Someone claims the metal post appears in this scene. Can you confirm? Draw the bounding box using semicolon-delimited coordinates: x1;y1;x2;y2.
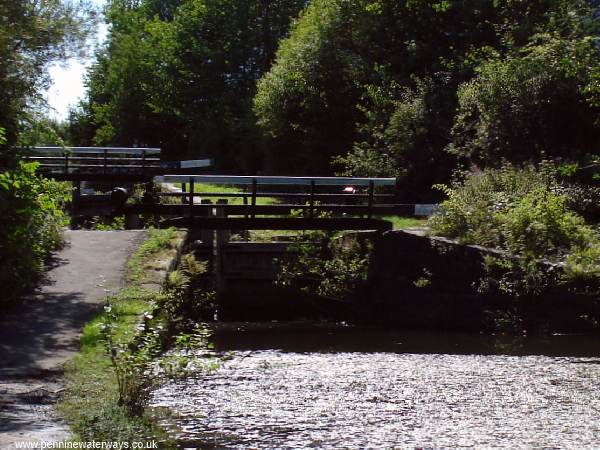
181;182;187;205
309;180;316;219
141;150;146;172
251;179;257;219
103;149;108;175
243;186;248;218
64;152;69;174
367;180;375;219
189;177;194;218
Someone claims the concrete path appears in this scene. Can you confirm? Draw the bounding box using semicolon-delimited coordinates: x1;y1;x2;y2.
0;230;146;448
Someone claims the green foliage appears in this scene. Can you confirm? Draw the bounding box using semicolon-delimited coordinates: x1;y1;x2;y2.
337;76;456;200
90;215;126;231
18;115;70;148
59;229;212;445
254;0;359;173
0;0;95;158
0;161;70;305
71;0;304;170
278;229;372;300
497;188;593;259
63;0;600;187
101;293;160;416
163;252;215;320
429;165;549;247
255;0;499;175
565;244;600;284
449;34;600;167
430;164;600;294
127;227;177;283
60;284;174;443
255;0;600;190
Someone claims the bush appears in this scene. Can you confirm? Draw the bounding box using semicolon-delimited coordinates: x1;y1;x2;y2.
278;229;372;301
0;161;70;306
430;164;600;292
429;165;554;248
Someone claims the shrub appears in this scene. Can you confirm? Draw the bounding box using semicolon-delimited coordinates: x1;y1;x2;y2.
278;229;372;301
429;165;554;248
430;164;600;293
564;244;600;284
0;161;70;306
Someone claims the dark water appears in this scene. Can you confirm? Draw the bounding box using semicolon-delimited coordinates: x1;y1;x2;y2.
150;324;600;449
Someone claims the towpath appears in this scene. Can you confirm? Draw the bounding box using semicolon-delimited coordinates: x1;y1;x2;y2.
0;230;146;448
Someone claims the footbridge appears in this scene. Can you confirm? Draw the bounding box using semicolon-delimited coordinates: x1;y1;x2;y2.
22;147;434;231
23;146;212;181
140;175;404;231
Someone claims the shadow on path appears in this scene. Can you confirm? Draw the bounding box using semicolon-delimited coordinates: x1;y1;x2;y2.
0;230;146;447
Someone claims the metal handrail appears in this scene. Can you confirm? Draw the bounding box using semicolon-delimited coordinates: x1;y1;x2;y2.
26;146;161;155
154;175;396;186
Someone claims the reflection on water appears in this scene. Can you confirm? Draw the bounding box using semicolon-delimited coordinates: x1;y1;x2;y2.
210;322;600;357
150;324;600;449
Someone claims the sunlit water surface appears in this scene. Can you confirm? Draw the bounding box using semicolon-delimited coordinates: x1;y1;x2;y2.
149;325;600;449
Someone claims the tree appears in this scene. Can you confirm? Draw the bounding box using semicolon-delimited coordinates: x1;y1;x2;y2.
0;0;95;161
254;0;502;175
72;0;305;168
448;34;600;167
255;0;600;191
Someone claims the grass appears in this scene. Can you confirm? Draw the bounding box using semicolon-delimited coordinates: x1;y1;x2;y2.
382;216;428;230
173;182;278;205
128;227;179;283
57;228;181;445
58;287;167;442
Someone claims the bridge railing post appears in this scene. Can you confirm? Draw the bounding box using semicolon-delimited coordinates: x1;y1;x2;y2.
251;179;257;219
188;177;195;218
367;180;375;219
309;180;316;218
243;186;249;218
64;152;69;175
141;149;146;172
103;149;108;175
200;199;213;246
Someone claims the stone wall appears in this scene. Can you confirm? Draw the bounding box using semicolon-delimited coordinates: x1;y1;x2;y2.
360;229;600;333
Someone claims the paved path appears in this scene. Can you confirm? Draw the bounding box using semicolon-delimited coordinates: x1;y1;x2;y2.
0;230;146;448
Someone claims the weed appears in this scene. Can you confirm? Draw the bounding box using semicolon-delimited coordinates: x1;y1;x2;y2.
58;227;186;445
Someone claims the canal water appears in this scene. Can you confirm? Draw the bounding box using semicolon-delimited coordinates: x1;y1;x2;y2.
149;323;600;449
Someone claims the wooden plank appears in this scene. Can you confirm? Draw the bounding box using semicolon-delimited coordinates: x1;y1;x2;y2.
154;174;396;186
159;217;394;231
126;203;414;216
